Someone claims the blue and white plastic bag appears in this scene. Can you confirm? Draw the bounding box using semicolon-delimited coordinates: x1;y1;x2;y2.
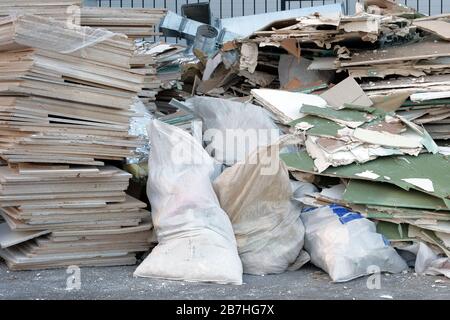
300;204;407;282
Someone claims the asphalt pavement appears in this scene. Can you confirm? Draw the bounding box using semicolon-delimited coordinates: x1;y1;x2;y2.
0;260;448;300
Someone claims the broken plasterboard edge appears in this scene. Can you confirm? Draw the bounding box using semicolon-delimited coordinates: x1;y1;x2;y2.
439;146;450;156
413;20;450;41
401;178;434;193
319;184;346;201
410;91;450;102
0;223;50;249
353;127;423;149
308;57;337;70
251;88;327;124
301;104;375;128
343;179;450;211
320;76;373;110
397;115;439;154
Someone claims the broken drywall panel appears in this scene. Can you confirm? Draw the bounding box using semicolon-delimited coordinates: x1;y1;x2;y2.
301;104;375;128
341;17;380;33
408;220;450;235
353;127;423;149
410;91;450;102
361;74;450;92
0;223;50;249
281;151;450;199
220;3;344;39
370;91;413;112
362;204;450;220
397;115;439;154
305;135;365;172
364;118;406;134
340;40;450;67
251;88;327;124
295;11;342;27
365;0;417;16
343;180;450;211
320;77;373;110
413;20;450;41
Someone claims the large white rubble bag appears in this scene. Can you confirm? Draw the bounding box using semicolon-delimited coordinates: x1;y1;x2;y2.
213;136;308;275
183;96;280;165
300;204;408;282
134;120;243;284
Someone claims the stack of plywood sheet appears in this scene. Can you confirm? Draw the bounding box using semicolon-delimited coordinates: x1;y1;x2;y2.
0;0;82;21
81;7;166;38
0;15;146;165
0;15;155;270
0;164;155;270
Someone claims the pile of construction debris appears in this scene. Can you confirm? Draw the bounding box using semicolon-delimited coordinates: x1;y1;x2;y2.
141;0;449;282
0;0;449;283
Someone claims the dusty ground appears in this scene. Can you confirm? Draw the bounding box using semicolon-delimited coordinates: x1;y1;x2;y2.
0;260;448;300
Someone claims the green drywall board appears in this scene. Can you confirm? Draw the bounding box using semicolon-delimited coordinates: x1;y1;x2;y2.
301;104;373;124
364;205;450;218
343;103;376;113
289;115;344;137
401;99;450;107
376;221;412;241
343;180;450;210
281;151;450;199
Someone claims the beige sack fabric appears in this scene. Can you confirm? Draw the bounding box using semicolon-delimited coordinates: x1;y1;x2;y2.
213;136;308;275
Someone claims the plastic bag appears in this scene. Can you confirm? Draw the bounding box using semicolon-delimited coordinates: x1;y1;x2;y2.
14;15;118;54
183;96;280;165
398;242;450;278
127;97;154;164
134;120;243;284
213;136;308;275
300;204;408;282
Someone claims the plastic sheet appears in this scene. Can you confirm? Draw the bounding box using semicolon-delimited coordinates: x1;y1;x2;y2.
13;15;119;54
127;97;154;164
